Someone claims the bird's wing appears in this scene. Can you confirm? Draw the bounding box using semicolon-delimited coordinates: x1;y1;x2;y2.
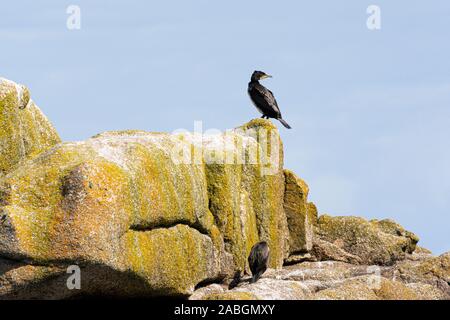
266;89;281;115
251;85;281;117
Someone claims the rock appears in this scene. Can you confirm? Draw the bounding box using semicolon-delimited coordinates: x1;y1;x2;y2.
207;119;289;271
284;253;315;265
232;278;312;300
372;219;419;253
203;291;259;300
188;284;226;300
414;246;433;255
314;276;420;300
0;78;60;177
371;277;421;300
191;260;449;300
0;119;289;298
405;283;448;300
0;261;68;299
313;276;380;300
311;238;362;265
385;252;450;297
404;250;434;262
316;215;419;265
278;261;396;297
198;277;311;300
283;170;314;255
307;202;318;226
0;79;447;299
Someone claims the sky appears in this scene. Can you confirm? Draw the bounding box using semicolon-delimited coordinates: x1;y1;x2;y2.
1;1;449;254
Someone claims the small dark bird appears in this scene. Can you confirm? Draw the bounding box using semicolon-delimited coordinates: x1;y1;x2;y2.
247;71;291;129
248;241;269;283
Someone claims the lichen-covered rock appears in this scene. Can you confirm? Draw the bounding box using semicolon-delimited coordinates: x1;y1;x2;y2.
311;238;362;265
313;277;380;300
316;215;419;265
0;119;289;298
314;276;420;300
307;202;318;226
196;119;289;271
372;277;422;300
0;261;68;299
191;259;448;300
372;219;419;254
414;246;433;256
0;134;220;297
0;78;446;299
277;261;372;285
405;283;448;300
188;283;226;300
283;170;314;255
318;274;445;300
195;277;311;300
203;291;259;300
0;78;60;177
230;119;289;269
229;278;311;300
384;252;450;297
204;121;285;271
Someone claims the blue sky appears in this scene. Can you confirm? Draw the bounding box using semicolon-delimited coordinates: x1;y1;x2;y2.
1;1;449;253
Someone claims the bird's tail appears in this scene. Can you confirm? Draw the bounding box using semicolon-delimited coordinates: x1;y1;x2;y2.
278;118;291;129
228;271;242;289
250;271;263;284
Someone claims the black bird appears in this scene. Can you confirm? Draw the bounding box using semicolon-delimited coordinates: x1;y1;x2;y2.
248;241;269;283
247;71;291;129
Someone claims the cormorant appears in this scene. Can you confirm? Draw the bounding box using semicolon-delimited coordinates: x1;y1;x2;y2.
248;241;269;283
247;71;291;129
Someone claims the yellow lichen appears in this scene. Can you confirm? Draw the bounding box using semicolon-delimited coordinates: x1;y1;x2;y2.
204;291;258;300
0;84;60;177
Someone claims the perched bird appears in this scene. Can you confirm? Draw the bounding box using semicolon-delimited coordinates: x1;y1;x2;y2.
247;71;291;129
248;241;269;283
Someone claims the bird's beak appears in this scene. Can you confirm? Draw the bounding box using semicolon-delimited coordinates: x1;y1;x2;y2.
261;74;272;79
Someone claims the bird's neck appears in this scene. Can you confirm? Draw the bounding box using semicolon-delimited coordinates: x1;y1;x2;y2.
249;79;260;85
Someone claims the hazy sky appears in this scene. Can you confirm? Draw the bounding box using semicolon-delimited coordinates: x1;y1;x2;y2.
1;1;449;253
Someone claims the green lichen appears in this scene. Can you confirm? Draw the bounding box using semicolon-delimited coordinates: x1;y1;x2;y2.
0;83;60;177
123;224;219;295
204;121;287;270
307;202;318;226
0;118;291;297
1;144;132;262
283;169;312;253
372;219;419;253
317;215;419;265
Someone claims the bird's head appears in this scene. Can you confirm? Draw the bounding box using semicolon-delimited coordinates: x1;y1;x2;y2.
251;70;272;81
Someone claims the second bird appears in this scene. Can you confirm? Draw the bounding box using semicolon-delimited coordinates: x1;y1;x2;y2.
247;70;291;129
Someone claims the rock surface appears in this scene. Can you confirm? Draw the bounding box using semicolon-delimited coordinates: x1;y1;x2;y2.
0;77;448;300
0;78;61;177
316;215;419;265
283;170;314;256
0;102;290;298
191;253;449;300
